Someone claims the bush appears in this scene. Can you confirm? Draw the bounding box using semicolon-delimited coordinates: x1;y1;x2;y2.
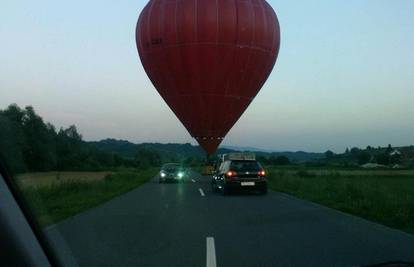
357;151;371;165
376;153;390;165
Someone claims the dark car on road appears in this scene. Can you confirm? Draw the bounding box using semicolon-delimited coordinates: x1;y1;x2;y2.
159;163;186;183
212;156;267;195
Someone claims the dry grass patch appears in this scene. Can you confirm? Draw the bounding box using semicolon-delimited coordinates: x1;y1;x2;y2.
17;172;112;188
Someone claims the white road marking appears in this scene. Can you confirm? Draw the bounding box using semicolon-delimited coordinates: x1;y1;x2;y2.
206;237;217;267
199;188;205;197
192;179;196;183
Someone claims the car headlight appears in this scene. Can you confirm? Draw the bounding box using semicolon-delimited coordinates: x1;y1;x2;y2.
160;172;166;178
177;172;184;178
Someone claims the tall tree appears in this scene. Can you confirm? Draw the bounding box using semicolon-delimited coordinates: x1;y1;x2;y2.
21;106;56;171
0;115;26;174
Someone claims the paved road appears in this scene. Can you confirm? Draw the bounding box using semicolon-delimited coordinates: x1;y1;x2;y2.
45;171;414;267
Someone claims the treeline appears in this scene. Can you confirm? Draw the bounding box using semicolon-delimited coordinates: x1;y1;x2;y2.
323;145;414;167
0;104;162;175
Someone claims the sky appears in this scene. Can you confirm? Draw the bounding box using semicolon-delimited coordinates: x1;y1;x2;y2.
1;0;413;153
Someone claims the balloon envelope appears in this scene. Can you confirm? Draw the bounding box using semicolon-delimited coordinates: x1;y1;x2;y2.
136;0;280;155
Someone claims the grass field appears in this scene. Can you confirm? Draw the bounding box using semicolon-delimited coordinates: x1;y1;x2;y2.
267;167;414;234
18;169;157;227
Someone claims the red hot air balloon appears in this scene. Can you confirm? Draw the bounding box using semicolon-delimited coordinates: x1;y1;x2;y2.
136;0;280;155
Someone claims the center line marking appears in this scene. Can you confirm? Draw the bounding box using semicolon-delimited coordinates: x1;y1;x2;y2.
199;188;205;197
206;237;217;267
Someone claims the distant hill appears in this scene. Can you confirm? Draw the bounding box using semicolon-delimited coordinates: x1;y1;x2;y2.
258;151;325;162
221;145;324;161
88;139;414;166
89;139;201;160
221;145;272;153
89;139;323;162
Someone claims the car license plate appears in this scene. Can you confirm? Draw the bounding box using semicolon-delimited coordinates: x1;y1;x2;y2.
241;182;255;186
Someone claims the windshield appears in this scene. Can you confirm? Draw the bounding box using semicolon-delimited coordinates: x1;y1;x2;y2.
1;1;414;267
162;163;180;169
162;164;182;171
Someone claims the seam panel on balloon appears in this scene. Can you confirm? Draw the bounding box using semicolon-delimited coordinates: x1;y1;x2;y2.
142;42;275;55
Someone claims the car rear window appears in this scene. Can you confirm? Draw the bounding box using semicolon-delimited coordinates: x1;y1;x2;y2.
230;161;261;172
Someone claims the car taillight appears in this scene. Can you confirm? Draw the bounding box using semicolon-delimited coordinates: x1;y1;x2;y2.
258;170;266;177
226;171;237;178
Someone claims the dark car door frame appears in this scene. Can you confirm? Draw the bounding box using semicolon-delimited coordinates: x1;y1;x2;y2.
0;159;61;266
